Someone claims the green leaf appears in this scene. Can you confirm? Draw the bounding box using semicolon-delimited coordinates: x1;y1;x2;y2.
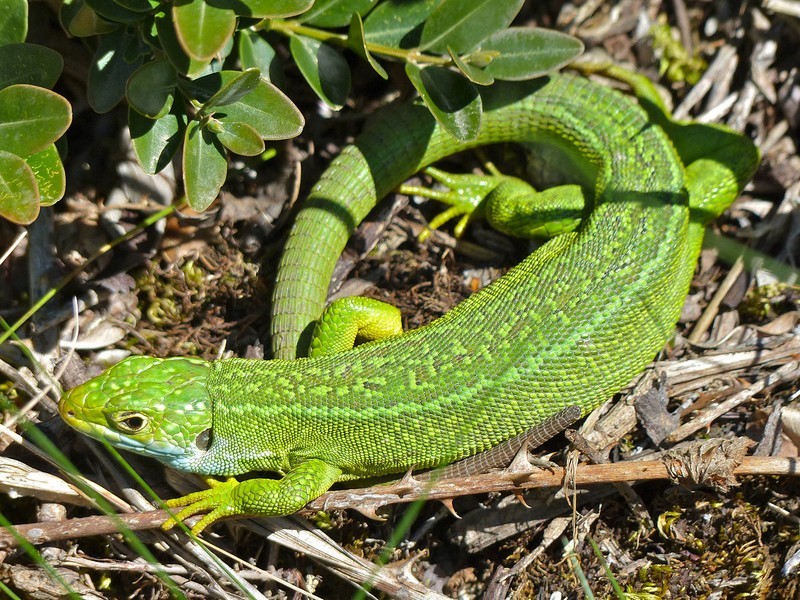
363;0;435;48
0;0;27;45
482;28;584;81
25;144;66;206
289;36;350;110
300;0;377;28
236;0;313;18
215;120;265;156
202;67;260;111
218;83;304;140
60;0;118;37
115;0;157;11
418;0;524;54
183;120;227;211
173;0;236;61
347;13;387;79
126;59;177;119
0;150;39;224
130;104;186;175
154;9;211;77
187;71;304;140
448;46;493;86
405;64;481;142
0;85;72;158
238;29;282;83
87;31;144;113
85;0;145;23
0;44;64;91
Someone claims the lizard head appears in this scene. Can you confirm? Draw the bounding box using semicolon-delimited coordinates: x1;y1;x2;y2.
59;356;213;472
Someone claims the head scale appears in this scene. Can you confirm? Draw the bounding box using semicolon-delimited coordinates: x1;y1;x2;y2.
59;356;212;472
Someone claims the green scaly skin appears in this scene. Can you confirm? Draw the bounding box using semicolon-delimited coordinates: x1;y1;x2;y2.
59;73;759;534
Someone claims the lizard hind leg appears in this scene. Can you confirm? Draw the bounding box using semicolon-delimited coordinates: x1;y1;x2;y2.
483;179;586;239
308;296;404;357
401;166;508;241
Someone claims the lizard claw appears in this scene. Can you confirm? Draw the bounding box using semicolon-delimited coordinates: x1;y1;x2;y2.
439;498;461;518
512;490;531;508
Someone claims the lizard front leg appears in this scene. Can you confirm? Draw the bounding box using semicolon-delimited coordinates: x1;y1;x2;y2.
164;458;342;534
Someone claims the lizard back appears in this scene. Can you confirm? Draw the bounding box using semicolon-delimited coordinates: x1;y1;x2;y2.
215;74;698;479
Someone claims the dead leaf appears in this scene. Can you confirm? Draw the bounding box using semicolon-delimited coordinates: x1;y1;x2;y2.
662;437;756;492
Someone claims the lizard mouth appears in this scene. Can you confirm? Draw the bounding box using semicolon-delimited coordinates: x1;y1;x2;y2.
58;385;198;462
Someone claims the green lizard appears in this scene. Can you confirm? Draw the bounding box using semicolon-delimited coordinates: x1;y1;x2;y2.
59;70;758;534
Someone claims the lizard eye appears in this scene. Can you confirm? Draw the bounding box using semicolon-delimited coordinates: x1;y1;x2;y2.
111;411;150;433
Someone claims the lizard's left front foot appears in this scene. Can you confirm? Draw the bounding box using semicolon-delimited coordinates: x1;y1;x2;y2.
163;477;241;534
162;459;343;535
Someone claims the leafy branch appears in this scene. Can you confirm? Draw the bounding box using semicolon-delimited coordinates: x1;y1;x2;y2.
1;0;584;218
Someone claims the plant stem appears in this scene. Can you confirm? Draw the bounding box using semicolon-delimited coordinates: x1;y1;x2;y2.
266;19;450;66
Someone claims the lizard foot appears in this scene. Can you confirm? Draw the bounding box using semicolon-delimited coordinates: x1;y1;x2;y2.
400;166;512;241
163;477;240;534
162;459;344;535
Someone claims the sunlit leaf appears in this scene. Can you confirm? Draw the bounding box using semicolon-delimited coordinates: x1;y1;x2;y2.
217;80;304;140
347;13;387;79
173;0;236;61
418;0;524;54
215;120;265;156
238;29;282;83
0;0;28;45
482;28;584;80
236;0;313;18
202;68;260;111
0;84;72;158
363;0;435;48
154;9;211;77
186;70;303;140
0;150;39;224
449;46;492;86
25;144;66;206
183;120;227;211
